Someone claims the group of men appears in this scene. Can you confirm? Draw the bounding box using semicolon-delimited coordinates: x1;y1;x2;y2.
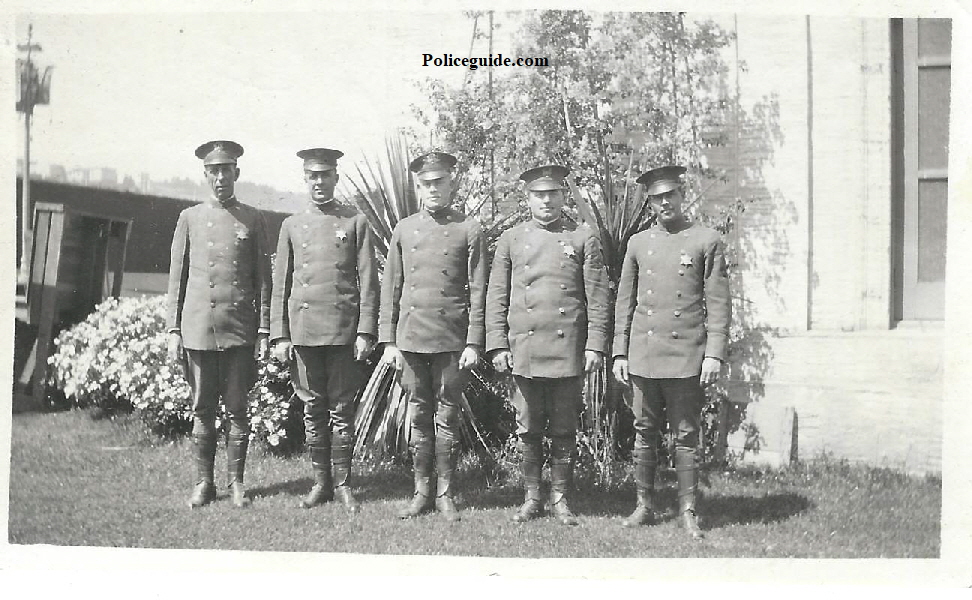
166;140;730;540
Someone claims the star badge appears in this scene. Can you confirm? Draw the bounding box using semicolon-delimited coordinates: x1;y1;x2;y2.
234;226;249;242
680;253;693;267
562;244;576;258
336;229;347;241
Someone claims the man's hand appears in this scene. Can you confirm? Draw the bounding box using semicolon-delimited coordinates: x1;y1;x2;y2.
700;356;723;386
381;344;404;371
167;332;183;364
354;334;375;361
490;349;513;373
612;356;630;385
458;346;480;370
272;339;293;363
256;333;270;361
584;350;603;374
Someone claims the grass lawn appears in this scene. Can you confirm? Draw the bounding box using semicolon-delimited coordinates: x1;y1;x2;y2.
7;409;940;558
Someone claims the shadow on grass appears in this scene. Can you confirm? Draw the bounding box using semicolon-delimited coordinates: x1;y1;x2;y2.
248;476;316;500
701;492;813;528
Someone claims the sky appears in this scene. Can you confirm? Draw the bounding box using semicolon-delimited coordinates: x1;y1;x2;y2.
12;9;520;193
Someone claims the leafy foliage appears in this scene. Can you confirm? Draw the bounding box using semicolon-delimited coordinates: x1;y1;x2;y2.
414;10;746;477
47;296;303;452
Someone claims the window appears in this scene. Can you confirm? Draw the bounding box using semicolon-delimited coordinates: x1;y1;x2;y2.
891;18;951;321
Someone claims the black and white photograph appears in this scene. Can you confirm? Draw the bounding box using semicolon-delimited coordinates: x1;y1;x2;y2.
2;0;971;592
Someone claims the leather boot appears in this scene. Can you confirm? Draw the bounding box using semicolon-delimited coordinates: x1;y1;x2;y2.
434;439;460;522
549;438;579;526
332;438;359;514
300;444;333;508
512;441;544;523
227;432;251;508
398;437;434;519
676;447;704;539
188;433;217;508
622;449;656;528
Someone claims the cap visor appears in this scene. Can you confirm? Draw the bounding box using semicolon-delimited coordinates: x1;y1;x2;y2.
304;163;337;173
415;170;450;182
645;181;677;196
527;181;565;192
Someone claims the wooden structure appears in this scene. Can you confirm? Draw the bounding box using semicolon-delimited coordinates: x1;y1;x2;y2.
18;202;132;408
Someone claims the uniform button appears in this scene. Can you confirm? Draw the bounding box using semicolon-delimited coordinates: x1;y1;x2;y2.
560;284;567;290
647;330;654;336
410;305;415;310
559;307;565;314
647;250;654;255
527;308;533;313
209;282;215;288
302;303;309;309
207;242;214;247
528;330;534;336
557;330;564;337
414;230;420;235
444;250;449;255
302;263;308;268
233;280;238;285
207;222;213;227
646;289;653;295
678;269;685;276
302;243;308;248
410;267;416;272
525;284;531;290
672;331;679;338
674;310;681;317
676;291;683;297
525;244;531;249
440;289;446;295
302;283;309;288
233;260;238;266
525;264;530;270
210;301;216;307
410;285;416;290
442;269;449;276
411;248;416;252
646;309;653;316
303;224;308;229
209;262;215;267
646;269;653;275
443;231;449;237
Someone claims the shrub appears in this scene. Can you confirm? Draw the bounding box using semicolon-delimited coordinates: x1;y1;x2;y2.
47;296;302;453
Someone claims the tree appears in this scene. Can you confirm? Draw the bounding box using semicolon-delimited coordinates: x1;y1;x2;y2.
412;10;746;484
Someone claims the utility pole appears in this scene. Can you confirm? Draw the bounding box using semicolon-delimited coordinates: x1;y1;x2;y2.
16;24;53;284
487;10;495;221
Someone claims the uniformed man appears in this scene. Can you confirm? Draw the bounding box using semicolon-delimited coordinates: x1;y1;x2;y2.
612;165;731;539
166;140;271;509
486;165;611;526
270;148;379;512
379;151;486;522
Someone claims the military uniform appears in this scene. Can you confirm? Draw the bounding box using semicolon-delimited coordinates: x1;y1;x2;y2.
166;140;271;508
379;152;486;521
270;147;379;511
613;165;731;536
485;165;611;525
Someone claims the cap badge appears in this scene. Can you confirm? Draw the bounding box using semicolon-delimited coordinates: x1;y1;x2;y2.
680;253;693;267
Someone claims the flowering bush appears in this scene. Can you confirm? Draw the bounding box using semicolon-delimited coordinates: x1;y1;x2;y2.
47;296;303;453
